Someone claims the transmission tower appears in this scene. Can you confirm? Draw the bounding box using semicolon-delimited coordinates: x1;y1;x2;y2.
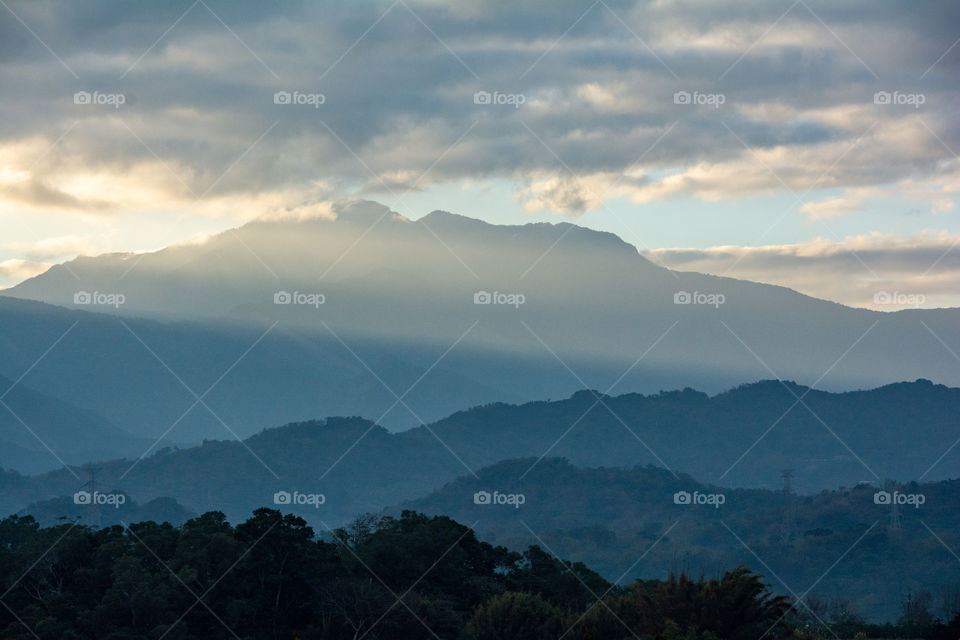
78;466;103;528
886;480;902;532
781;470;797;544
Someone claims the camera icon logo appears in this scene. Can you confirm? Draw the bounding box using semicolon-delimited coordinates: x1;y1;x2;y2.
74;91;92;105
274;291;292;305
474;490;492;505
474;91;492;105
873;91;891;105
873;291;891;304
73;491;92;505
273;490;292;505
673;91;691;105
873;490;891;505
673;291;692;304
74;291;92;305
474;291;492;305
274;91;292;105
673;490;692;505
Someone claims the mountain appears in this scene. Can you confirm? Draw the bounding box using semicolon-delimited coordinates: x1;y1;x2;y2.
3;379;958;525
0;295;516;439
417;378;960;492
0;372;159;474
4;201;960;416
17;494;195;528
398;457;960;622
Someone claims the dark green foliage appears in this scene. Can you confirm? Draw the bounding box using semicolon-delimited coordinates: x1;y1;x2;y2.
464;592;565;640
567;569;789;640
0;510;795;640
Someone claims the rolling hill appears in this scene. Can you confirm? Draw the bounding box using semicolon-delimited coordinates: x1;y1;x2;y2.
2;379;957;523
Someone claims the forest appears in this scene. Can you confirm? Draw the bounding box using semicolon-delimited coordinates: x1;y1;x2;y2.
1;509;957;640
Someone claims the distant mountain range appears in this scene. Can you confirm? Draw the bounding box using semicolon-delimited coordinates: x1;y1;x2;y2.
2;201;959;447
3;379;958;523
0;372;160;474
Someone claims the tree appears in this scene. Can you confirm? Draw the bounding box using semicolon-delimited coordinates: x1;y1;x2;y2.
899;590;935;635
465;591;566;640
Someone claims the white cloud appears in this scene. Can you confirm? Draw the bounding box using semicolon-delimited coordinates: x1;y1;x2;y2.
8;235;97;261
0;259;51;283
645;231;960;310
799;197;863;220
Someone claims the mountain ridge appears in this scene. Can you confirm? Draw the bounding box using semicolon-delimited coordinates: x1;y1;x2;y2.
2;378;957;525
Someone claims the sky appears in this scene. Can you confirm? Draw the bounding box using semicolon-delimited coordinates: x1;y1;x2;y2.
0;0;958;309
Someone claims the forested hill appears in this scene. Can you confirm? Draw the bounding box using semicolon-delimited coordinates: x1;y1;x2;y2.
400;458;960;623
5;507;958;640
3;379;958;524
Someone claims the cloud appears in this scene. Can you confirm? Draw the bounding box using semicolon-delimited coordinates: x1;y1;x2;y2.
0;259;52;283
0;0;956;220
8;235;97;261
799;197;863;220
645;231;960;310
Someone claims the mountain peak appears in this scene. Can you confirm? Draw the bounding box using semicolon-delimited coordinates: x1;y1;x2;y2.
420;209;481;224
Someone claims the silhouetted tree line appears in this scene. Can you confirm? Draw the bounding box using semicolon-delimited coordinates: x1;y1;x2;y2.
789;589;960;640
2;507;946;640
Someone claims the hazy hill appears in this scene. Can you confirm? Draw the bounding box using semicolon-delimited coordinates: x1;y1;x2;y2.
0;373;159;474
417;378;960;491
0;296;515;439
17;494;195;528
3;379;958;523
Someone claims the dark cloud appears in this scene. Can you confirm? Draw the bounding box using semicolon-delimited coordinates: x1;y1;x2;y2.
0;0;957;214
